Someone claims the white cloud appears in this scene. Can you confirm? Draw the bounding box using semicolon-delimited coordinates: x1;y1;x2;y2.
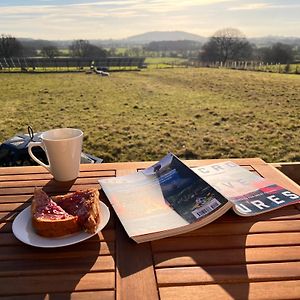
63;1;138;7
0;0;299;39
228;2;300;11
0;0;232;34
228;3;270;11
0;0;232;16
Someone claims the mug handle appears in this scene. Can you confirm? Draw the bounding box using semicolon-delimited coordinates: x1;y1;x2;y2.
28;141;50;171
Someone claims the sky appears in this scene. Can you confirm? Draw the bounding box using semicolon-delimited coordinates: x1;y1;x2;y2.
0;0;299;40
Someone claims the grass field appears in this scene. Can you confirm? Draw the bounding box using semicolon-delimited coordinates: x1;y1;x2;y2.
0;68;299;163
145;57;188;68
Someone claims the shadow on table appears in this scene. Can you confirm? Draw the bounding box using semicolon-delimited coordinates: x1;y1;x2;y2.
114;206;298;300
152;207;297;300
1;180;101;300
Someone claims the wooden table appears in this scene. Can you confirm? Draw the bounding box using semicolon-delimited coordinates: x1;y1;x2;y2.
0;158;300;300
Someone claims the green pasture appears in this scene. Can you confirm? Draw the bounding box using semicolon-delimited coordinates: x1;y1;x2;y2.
255;63;300;74
0;68;299;163
145;57;188;64
145;57;188;69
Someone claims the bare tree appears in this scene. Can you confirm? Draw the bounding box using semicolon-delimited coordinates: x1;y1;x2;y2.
201;28;252;63
108;47;117;56
269;43;293;64
69;40;107;57
254;43;294;64
40;45;59;58
0;34;23;57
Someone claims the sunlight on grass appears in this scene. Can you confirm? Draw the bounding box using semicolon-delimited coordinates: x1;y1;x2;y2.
0;68;299;163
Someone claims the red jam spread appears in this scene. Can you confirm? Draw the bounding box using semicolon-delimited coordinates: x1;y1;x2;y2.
55;191;92;224
35;197;71;220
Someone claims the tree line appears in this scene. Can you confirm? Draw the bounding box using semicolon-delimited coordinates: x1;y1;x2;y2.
0;35;108;58
199;28;295;64
1;29;298;64
143;28;297;64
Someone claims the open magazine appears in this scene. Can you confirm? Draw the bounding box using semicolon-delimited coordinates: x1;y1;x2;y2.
99;153;299;243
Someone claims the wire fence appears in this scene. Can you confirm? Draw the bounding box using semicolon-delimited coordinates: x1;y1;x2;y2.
0;57;146;72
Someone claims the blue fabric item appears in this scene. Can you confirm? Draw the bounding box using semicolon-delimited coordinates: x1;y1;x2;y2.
0;127;102;167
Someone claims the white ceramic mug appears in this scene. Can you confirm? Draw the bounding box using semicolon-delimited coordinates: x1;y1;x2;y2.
28;128;83;181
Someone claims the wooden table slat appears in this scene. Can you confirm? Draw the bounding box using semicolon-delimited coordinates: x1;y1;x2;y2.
154;246;300;268
0;170;116;182
159;280;300;300
0;291;115;300
0;184;102;195
156;261;300;286
151;232;300;252
0;241;115;260
177;219;300;237
0;255;115;277
0;228;116;246
0;272;115;295
0;194;33;203
0;164;117;175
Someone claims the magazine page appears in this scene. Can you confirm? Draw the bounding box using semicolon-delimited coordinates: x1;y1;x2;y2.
99;153;229;239
193;161;300;216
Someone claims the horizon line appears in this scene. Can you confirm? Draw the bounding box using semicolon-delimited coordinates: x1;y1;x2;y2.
13;33;300;41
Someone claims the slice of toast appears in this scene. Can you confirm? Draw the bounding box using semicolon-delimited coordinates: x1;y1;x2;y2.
32;189;80;237
52;189;101;233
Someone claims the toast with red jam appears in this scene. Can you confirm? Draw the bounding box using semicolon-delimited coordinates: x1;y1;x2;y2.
31;188;101;237
52;189;101;233
31;189;80;237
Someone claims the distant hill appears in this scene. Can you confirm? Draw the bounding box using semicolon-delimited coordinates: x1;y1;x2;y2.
249;36;300;47
125;31;206;43
125;31;300;47
19;38;55;48
17;32;300;49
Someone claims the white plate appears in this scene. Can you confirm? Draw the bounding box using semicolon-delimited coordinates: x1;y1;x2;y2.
12;201;110;248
